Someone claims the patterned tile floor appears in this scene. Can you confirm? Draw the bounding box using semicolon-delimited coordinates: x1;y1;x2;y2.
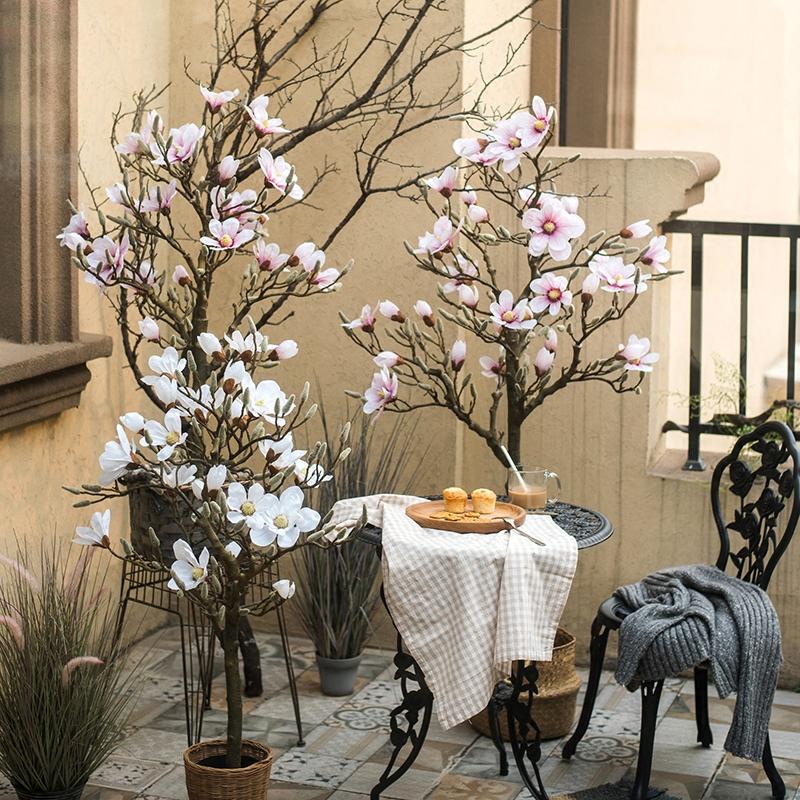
6;626;797;800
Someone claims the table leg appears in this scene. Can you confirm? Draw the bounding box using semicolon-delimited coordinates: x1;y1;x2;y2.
503;661;549;800
370;633;433;800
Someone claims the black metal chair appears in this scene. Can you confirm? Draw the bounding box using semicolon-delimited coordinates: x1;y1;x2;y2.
561;420;800;800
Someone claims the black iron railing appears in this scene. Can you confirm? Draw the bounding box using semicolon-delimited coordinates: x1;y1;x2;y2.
660;219;800;470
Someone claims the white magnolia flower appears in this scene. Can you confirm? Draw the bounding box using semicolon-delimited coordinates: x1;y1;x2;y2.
163;464;197;488
294;459;332;487
119;412;146;433
225;541;242;559
149;376;180;406
167;540;209;591
249;486;320;549
147;346;186;377
247;380;292;423
258;432;305;468
273;579;296;600
225;330;265;358
226;482;273;531
142;408;187;461
191;464;227;499
99;424;135;485
198;332;224;358
73;509;111;547
138;316;160;341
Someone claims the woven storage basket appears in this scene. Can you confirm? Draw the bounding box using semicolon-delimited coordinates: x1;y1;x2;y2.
184;739;272;800
470;628;581;741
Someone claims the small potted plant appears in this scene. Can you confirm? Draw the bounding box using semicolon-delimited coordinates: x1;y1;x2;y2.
0;545;140;800
295;407;426;695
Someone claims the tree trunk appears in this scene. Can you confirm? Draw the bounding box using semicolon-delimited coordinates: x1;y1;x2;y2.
505;350;523;466
223;607;243;769
238;616;263;696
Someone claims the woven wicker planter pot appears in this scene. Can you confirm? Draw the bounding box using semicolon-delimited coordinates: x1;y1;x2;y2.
184;739;273;800
470;628;581;741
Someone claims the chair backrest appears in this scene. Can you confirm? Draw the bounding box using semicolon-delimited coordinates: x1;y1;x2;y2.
710;420;800;591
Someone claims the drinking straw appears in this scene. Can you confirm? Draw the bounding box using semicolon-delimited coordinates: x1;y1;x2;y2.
500;445;524;485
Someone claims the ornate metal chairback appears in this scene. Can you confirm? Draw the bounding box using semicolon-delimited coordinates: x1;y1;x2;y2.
710;420;800;590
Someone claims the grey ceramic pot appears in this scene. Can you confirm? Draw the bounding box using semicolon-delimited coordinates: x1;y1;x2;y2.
316;653;362;696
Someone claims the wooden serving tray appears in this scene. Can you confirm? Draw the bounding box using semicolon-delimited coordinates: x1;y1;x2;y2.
405;499;526;534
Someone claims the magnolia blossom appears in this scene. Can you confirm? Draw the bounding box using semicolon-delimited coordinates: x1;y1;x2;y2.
142;408;186;461
452;135;494;166
138;316;160;341
57;211;90;252
530;274;573;316
293;459;331;487
257;149;303;199
378;300;404;322
248;380;291;424
139;180;177;214
201;85;239;111
343;304;376;332
534;346;555;377
273;579;296;600
167;540;209;591
172;264;191;286
425;166;457;197
73;509;111;547
191;464;227;500
254;241;288;272
120;412;145;433
225;330;265;359
211;187;258;222
621;219;652;239
489;289;536;330
290;242;325;272
363;368;398;415
85;233;129;287
519;95;554;148
147;346;186;378
484;111;538;172
201;218;255;251
523;198;586;261
159;123;205;165
616;335;660;372
267;340;298;361
442;255;478;294
249;486;320;548
227;483;274;531
545;328;558;353
221;360;250;393
415;216;459;256
414;300;435;327
581;271;601;296
457;283;479;309
308;267;340;289
479;352;504;380
99;425;135;485
590;254;647;294
467;204;489;224
217;154;240;183
450;339;466;371
198;332;224;359
374;351;400;368
641;235;670;273
136;260;156;288
116;109;162;156
246;95;288;137
105;183;129;207
258;432;305;467
163;464;197;488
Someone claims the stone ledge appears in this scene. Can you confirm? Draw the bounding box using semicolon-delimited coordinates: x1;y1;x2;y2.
0;333;113;432
647;447;726;483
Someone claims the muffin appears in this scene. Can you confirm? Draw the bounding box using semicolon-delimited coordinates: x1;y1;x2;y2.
471;488;497;514
443;486;468;513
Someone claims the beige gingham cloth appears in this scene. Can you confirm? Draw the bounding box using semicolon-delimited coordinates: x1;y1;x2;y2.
330;494;579;729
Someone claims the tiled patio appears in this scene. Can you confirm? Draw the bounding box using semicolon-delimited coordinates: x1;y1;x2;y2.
15;626;799;800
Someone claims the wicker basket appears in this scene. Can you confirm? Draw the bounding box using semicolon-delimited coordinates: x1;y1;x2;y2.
184;739;273;800
470;628;581;741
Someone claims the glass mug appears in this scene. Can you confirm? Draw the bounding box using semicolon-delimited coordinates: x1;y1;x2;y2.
507;467;561;511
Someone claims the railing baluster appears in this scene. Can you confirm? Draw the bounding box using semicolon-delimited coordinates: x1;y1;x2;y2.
685;232;706;471
788;236;798;431
739;236;749;416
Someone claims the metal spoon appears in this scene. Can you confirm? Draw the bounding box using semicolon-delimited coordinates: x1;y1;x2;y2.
502;518;546;546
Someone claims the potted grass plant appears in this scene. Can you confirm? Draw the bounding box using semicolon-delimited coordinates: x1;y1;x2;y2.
0;545;140;800
294;406;426;695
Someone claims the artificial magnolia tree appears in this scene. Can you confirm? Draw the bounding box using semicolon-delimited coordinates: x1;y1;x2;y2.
343;96;674;466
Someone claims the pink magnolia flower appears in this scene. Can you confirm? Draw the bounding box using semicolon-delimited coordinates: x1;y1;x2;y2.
452;136;495;166
138;316;160;341
590;254;646;294
425;166;457;197
413;300;435;327
217;154;240;183
378;300;404;322
479;351;505;380
621;219;652;239
442;255;478;294
135;259;157;289
253;241;288;272
523;198;586;261
415;216;460;256
161;123;205;165
116;110;163;156
467;204;489;224
85;233;129;288
246;95;289;137
529;274;573;316
518;95;554;148
545;328;558;353
343;304;376;332
105;183;129;206
290;242;325;272
308;268;339;289
257;149;303;198
201;85;239;111
489;289;536;330
534;346;555;377
457;283;479;309
374;351;401;368
581;271;601;296
172;264;191;286
57;211;89;251
139;180;178;214
616;334;660;372
640;235;670;273
200;218;255;251
450;340;466;371
460;187;477;205
267;340;299;361
363;368;398;415
484;111;538;172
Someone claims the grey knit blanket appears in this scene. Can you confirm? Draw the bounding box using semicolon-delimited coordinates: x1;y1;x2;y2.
613;564;781;761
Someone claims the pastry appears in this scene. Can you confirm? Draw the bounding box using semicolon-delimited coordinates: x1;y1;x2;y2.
443;486;468;513
471;488;497;514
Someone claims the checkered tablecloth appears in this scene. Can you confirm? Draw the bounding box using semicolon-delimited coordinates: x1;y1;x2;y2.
330;494;579;729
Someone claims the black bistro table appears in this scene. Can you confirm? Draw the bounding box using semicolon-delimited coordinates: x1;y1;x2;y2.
357;499;613;800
